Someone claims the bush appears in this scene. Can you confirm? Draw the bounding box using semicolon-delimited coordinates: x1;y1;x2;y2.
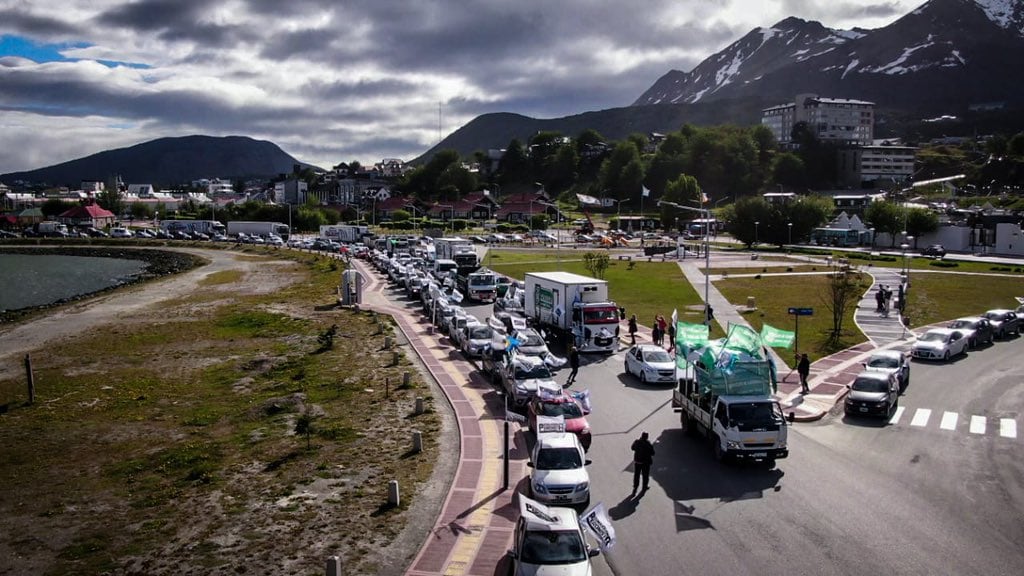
451;219;469;232
928;260;959;268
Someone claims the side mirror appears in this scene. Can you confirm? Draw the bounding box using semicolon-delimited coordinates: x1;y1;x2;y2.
786;412;796;423
526;462;534;468
588;549;601;558
585;459;592;466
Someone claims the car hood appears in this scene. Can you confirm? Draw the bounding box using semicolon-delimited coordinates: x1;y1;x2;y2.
913;341;945;351
468;337;490;347
533;467;588;487
863;366;899;377
849;390;889;402
519;345;550;356
516;561;592;576
518;378;557;391
641;360;675;371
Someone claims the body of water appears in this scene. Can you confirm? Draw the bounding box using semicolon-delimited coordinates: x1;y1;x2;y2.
0;254;148;312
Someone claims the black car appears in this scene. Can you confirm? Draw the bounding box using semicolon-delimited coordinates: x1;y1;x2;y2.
0;230;18;239
845;371;900;418
921;244;946;257
983;309;1020;339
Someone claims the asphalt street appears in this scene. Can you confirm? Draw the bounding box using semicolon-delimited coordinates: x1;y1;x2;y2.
448;295;1024;576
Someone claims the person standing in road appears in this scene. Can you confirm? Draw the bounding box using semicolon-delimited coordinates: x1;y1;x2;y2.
631;431;655;493
652;320;662;347
628;314;638;345
798;353;811;394
566;344;580;386
667;322;677;353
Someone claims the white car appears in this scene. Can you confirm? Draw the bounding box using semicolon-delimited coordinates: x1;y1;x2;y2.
529;432;590;507
110;227;132;238
509;501;599;575
460;324;492;357
513;328;549;357
266;234;284;246
624;344;676;383
911;328;968;361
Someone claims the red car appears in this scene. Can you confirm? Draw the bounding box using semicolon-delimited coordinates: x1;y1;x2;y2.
527;391;592;452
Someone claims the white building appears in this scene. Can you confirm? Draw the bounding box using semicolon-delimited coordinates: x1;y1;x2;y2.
762;94;874;146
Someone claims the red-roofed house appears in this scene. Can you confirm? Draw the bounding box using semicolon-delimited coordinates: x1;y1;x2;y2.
374;195;416;221
58;200;116;229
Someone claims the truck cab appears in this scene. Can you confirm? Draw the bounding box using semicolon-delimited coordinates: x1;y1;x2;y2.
571;302;620;352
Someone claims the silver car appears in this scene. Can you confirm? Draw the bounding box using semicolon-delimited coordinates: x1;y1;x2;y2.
861;350;910;390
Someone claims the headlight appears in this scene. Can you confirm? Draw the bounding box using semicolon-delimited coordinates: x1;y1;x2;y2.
726;440;742;450
777;440;786;449
576;482;589;491
533;483;548;494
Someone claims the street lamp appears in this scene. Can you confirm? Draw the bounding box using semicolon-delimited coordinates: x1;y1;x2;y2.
787;222;792;247
754;221;760;248
660;200;712;326
617;199;631;231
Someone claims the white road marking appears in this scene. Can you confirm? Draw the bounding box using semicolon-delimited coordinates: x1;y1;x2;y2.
1000;418;1017;439
889;406;905;425
939;411;958;431
970;415;986;435
910;408;931;427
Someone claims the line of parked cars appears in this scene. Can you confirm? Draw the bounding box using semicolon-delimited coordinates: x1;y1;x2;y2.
846;306;1021;420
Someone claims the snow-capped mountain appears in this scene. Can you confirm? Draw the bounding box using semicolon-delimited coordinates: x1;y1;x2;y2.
633;0;1024;114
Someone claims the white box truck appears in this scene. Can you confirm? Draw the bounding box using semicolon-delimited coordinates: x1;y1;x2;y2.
160;219;226;237
523;271;620;353
672;350;789;464
320;224;368;243
226;221;290;241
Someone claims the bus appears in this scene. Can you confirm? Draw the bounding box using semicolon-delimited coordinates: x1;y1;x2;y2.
810;227;862;247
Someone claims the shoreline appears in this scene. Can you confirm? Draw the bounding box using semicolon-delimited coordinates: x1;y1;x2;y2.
0;246;205;324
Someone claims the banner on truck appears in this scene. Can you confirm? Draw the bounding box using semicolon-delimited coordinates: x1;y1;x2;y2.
760;324;795;349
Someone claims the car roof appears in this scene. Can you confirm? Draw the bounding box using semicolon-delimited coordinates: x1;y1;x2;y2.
633;344;666;354
952;316;984;323
985;309;1013;315
869;350;903;360
536;432;582;450
520;504;581;533
855;370;892;382
924;327;956;336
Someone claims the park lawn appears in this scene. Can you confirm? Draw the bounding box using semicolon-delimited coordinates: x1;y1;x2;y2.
714;272;871;364
488;257;725;338
902;270;1024;327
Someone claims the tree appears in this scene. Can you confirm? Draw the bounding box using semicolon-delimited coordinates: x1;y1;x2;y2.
41;198;75;217
659;174;701;228
771;153;806;188
863;201;905;247
729;196;774;247
295;410;316;451
582;252;610;279
905;207;939;247
820;265;868;348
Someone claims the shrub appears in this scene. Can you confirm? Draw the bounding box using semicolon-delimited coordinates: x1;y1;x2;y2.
928;260;959;268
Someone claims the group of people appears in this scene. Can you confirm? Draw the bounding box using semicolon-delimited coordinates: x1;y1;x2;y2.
625;313;676;352
875;283;907;317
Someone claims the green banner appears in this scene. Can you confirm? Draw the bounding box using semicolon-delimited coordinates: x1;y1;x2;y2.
723;323;762;356
760;323;795;349
675;321;709;355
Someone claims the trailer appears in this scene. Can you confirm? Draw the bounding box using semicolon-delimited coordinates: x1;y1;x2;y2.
435;237;478;268
226;221;290;241
160;219;226;237
671;345;788;464
523;271;619;353
320;224;368;243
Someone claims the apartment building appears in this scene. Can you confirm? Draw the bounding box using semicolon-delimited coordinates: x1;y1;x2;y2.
762;93;874;146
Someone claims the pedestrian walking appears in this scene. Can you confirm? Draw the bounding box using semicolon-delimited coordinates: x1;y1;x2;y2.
566;344;580;386
875;288;884;312
652;323;662;346
705;304;715;324
628;314;638;345
797;353;811;394
667;322;677;352
630;431;655;493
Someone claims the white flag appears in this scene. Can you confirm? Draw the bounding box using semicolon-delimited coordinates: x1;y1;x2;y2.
575;193;601;206
581;502;616;551
642;186;651;198
671;308;678;326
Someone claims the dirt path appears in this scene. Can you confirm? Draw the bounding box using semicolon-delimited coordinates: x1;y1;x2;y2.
0;248;246;380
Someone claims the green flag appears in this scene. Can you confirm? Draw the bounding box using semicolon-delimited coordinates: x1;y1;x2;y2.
723;323;761;356
675;321;709;356
760;323;796;349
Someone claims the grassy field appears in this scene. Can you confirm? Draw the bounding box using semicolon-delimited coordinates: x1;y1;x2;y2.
902;270;1024;327
0;247;441;575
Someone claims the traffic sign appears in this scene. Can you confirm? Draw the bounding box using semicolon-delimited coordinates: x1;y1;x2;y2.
788;307;814;316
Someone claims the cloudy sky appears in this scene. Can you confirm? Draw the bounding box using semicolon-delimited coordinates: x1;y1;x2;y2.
0;0;926;176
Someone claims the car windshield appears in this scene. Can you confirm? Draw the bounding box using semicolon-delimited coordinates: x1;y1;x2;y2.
984;313;1005;321
643;350;672;363
919;332;949;343
535;447;582;470
470;327;491;339
584;308;619;323
520;529;587;564
539;401;583;419
522;334;545;347
728;402;780;426
948;320;973;329
470;275;495;286
852;378;889;393
867;356;899;369
516;365;552;380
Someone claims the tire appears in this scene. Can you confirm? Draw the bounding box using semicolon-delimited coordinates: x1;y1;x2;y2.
712;434;725;462
680;412;690;434
640;371;647;384
624;361;630;377
943;350;950;361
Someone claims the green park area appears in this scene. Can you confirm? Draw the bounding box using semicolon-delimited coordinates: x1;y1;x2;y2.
487;247;1024;364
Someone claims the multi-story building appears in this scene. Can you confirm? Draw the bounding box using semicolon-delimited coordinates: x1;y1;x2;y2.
762;94;874;146
837;144;917;188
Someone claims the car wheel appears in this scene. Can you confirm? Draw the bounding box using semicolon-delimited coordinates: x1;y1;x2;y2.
680;412;690;434
624;361;630;376
712;435;725;462
640;371;647;384
969;337;976;349
943;350;950;361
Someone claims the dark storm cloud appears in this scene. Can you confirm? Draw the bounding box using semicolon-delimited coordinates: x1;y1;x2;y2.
0;7;80;37
302;77;422;100
259;28;341;61
97;0;208;31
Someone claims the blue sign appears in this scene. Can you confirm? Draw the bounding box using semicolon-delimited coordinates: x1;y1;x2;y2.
788;307;814;316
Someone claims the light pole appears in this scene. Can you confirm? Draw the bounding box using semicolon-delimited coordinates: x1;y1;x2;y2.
617;199;631;231
754;221;760;248
904;236;914;282
787;222;792;247
660;200;712;326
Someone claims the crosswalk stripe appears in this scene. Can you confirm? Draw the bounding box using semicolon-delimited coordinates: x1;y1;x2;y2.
1000;418;1017;439
940;411;958;431
970;415;986;435
910;408;931;427
889;406;905;425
